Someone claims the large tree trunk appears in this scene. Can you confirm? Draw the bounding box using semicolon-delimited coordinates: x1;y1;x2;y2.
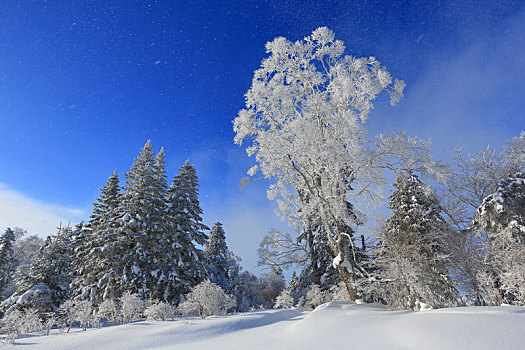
337;265;358;301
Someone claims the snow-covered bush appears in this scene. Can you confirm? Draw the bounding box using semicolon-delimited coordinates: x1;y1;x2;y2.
41;312;57;336
274;289;294;309
178;280;236;319
304;284;326;309
120;292;145;324
97;298;120;325
1;307;41;344
1;309;23;344
329;281;351;301
144;301;177;321
58;300;75;332
73;300;93;330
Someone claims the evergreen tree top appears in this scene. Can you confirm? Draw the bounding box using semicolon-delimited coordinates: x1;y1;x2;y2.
206;222;228;257
0;228;15;264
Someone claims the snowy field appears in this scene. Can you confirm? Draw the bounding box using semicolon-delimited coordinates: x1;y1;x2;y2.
2;301;525;349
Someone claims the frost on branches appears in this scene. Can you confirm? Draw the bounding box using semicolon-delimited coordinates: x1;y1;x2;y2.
178;280;236;319
374;171;458;310
234;27;438;299
473;172;525;305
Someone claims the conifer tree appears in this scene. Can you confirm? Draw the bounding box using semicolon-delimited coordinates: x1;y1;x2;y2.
164;160;208;300
0;228;15;299
16;224;74;312
376;171;458;309
205;222;240;292
118;141;168;300
71;171;122;303
473;171;525;304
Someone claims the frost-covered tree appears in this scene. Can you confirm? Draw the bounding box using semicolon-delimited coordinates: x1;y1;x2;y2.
144;300;176;321
501;131;525;174
0;228;15;299
178;280;236;319
72;299;93;330
71;171;122;303
274;289;294;309
96;298;120;325
304;284;326;309
163;160;208;301
120;291;145;324
258;266;286;303
1;307;41;344
375;171;458;310
233;27;438;299
205;222;241;294
13;225;74;313
9;230;44;297
438;131;525;304
228;270;262;312
118;141;168;300
472;172;525;305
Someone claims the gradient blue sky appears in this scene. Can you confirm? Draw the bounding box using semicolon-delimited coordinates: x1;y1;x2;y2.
1;0;524;273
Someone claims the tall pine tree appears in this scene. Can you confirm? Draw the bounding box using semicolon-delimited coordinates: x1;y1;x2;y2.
376;171;458;309
205;222;241;293
0;228;15;299
164;160;208;301
71;171;122;303
118;141;168;300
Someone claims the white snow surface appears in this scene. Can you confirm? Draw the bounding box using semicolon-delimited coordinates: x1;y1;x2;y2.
3;302;525;349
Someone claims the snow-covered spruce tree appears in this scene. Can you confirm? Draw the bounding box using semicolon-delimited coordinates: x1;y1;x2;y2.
0;228;15;299
11;225;75;314
233;27;439;299
163;160;208;301
375;171;458;310
118;141;168;300
205;222;241;294
71;171;122;304
178;280;236;319
472;171;525;305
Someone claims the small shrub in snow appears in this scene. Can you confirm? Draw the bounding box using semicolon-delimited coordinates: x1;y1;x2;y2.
1;309;23;344
296;296;306;308
178;280;236;319
305;284;326;309
274;289;294;309
144;300;177;321
1;308;41;344
58;300;75;332
41;312;57;336
330;281;351;301
73;300;93;330
120;292;145;324
97;298;120;325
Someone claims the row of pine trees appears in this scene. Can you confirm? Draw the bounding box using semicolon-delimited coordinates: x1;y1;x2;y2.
0;141;254;316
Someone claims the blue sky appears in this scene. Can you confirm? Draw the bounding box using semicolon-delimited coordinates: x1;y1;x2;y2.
1;0;524;273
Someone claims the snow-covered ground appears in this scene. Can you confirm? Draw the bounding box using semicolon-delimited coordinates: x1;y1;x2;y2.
3;301;525;349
